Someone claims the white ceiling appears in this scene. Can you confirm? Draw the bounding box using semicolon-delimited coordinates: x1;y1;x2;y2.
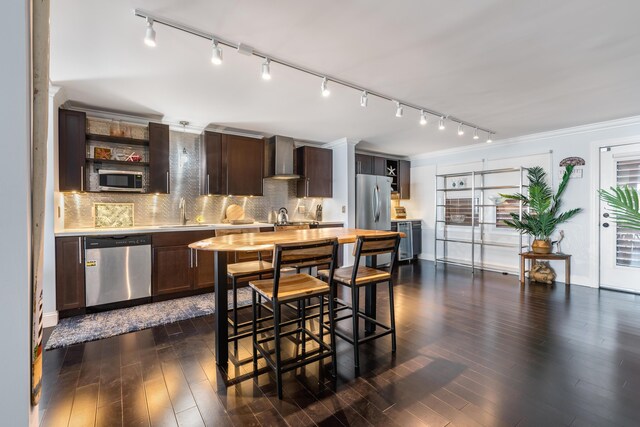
51;0;640;156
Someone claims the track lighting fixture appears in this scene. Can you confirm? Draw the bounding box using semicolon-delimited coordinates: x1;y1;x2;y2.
420;110;427;126
321;77;330;97
395;102;403;118
360;91;368;107
134;9;496;138
211;40;223;65
261;58;271;80
144;18;156;47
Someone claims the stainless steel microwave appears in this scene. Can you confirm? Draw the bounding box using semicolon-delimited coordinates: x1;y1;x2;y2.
98;170;144;192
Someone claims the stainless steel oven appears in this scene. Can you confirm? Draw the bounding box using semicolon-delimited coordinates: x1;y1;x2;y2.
98;170;144;192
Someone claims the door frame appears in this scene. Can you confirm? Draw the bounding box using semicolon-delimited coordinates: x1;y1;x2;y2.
589;135;640;289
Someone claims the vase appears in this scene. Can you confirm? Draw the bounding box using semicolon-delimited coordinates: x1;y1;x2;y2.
531;239;552;254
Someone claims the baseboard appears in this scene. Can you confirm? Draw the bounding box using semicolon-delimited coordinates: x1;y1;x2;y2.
43;311;58;328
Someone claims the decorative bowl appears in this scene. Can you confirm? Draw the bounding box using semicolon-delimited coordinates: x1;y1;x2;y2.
450;214;466;223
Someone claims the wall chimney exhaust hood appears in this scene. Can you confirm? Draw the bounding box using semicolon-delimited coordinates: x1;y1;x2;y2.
265;136;300;180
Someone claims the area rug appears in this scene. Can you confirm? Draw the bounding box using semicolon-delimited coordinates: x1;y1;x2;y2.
45;288;252;350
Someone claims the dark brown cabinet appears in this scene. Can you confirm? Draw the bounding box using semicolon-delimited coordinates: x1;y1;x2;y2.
148;122;170;194
201;132;264;196
58;109;87;192
201;131;224;195
355;154;385;176
226;134;264;196
151;230;217;298
55;237;85;311
398;159;411;199
296;146;333;198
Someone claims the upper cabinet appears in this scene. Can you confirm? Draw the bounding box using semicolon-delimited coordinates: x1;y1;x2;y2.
398;159;411;199
201;131;264;196
148;123;170;194
296;146;333;198
355;153;386;176
58;109;87;192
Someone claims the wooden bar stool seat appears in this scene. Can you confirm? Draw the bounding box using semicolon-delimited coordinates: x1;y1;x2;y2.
227;260;273;276
250;274;330;302
249;238;339;399
319;265;390;286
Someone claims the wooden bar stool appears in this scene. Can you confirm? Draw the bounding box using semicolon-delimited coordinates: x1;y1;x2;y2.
249;238;339;399
215;228;273;362
318;234;400;370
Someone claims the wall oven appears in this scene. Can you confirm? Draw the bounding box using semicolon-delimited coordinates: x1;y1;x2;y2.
98;170;144;192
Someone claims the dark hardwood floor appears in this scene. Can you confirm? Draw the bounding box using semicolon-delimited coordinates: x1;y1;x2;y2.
40;260;640;427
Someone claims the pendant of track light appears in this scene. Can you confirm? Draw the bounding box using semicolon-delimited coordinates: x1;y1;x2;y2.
419;110;427;126
211;40;223;65
457;123;465;136
261;58;271;80
486;133;493;143
321;77;330;97
473;128;479;140
438;117;445;130
360;91;368;107
395;102;403;118
144;18;156;47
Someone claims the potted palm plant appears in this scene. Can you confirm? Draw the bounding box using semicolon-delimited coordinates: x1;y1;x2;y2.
500;165;582;254
599;186;640;230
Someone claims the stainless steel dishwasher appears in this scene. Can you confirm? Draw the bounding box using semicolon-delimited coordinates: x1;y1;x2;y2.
84;235;152;307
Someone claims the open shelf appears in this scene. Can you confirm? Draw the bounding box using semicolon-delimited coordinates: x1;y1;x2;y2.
436;185;527;192
86;158;149;167
435;238;527;248
435;257;518;274
86;133;149;147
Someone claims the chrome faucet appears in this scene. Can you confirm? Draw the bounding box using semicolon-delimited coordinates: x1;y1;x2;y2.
179;197;188;225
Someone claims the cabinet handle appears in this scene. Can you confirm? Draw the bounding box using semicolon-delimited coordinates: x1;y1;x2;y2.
306;178;310;197
80;166;84;192
190;248;193;268
166;171;170;193
195;250;198;267
357;161;361;174
207;174;210;195
78;237;82;264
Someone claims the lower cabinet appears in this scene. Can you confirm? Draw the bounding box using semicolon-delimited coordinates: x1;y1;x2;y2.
55;236;86;312
152;230;217;298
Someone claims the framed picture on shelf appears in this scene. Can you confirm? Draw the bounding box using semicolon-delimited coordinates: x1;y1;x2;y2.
93;146;112;160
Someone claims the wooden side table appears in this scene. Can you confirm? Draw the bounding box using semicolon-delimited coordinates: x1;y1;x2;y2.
519;252;571;284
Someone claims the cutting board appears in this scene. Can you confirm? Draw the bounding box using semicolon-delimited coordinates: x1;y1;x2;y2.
225;204;245;221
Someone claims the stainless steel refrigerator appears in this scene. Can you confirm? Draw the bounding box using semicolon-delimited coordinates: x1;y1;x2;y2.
356;174;392;231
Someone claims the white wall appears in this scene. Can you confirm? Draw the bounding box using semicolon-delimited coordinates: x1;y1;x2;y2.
0;0;36;424
405;116;640;287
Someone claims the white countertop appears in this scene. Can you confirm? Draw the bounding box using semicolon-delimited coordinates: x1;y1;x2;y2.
55;221;345;237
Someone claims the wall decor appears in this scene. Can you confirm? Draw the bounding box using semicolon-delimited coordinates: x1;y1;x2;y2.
93;146;112;160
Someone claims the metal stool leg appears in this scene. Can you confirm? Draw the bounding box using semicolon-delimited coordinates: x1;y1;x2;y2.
251;289;258;372
232;276;239;354
388;280;397;353
352;284;360;369
301;298;307;356
274;302;283;400
327;288;337;378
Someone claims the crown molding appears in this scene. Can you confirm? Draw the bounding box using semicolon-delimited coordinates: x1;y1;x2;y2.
410;115;640;161
322;137;360;149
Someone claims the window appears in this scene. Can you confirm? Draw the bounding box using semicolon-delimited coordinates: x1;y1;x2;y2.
616;159;640;267
445;198;477;226
496;199;520;228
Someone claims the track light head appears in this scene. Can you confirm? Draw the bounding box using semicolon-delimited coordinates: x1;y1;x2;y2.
360;91;368;107
395;102;403;118
321;77;330;97
486;133;493;143
261;58;271;80
438;116;445;130
457;123;464;136
144;18;156;47
211;40;223;65
420;110;427;126
473;128;479;140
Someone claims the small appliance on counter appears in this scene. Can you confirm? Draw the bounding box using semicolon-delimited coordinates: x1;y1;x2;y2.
391;192;407;219
277;207;289;225
315;204;323;222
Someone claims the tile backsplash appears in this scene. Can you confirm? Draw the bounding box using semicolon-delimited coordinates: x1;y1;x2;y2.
63;130;324;228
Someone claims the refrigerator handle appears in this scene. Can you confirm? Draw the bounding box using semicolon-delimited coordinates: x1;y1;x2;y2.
374;185;381;222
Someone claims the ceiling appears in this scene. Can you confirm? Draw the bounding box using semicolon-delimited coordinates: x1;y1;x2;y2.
50;0;640;156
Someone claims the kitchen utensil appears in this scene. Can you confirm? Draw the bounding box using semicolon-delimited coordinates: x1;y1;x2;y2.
225;204;245;221
315;204;323;222
277;207;289;225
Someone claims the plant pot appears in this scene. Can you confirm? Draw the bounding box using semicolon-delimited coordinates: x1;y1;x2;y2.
531;239;552;254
